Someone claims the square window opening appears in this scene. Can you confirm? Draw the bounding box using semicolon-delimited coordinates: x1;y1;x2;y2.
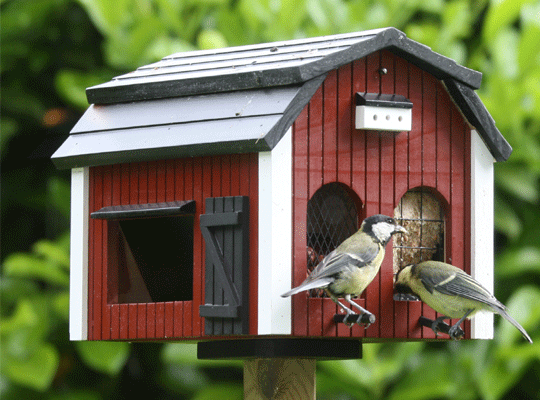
107;214;194;304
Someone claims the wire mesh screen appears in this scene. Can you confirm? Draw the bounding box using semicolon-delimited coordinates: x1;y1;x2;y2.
306;183;360;297
393;188;445;275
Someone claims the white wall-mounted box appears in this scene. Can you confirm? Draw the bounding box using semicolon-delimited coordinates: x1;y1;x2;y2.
355;93;413;132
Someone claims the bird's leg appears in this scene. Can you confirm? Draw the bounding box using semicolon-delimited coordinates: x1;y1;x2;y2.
345;295;375;328
430;316;449;337
448;309;473;340
330;296;356;327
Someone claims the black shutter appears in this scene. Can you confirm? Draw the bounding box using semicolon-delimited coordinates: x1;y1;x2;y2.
199;196;249;335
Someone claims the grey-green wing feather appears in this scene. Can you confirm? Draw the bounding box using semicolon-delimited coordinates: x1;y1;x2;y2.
309;237;380;281
418;263;504;310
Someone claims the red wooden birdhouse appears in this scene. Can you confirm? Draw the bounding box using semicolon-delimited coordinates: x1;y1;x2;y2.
53;28;510;357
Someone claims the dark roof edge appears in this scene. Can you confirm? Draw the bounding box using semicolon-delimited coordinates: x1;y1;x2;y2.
444;79;512;162
379;28;482;89
263;74;327;149
86;28;482;105
52;139;271;170
296;28;482;90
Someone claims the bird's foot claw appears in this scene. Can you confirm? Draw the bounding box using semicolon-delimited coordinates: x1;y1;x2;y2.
448;325;464;340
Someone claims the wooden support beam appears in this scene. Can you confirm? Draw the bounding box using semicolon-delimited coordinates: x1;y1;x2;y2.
244;359;316;400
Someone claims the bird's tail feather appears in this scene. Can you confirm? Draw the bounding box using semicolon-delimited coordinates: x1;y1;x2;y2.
281;278;333;298
497;307;533;343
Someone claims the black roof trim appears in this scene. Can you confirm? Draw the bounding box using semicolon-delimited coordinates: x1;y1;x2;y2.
444;79;512;162
91;200;195;220
86;28;481;105
356;92;413;109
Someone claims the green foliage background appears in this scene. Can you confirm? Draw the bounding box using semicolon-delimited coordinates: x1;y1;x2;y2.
2;0;540;398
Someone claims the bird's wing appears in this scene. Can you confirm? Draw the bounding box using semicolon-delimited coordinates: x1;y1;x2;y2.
419;265;502;309
309;241;380;281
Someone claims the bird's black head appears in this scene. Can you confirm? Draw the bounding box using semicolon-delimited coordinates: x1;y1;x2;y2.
361;214;407;245
393;265;419;300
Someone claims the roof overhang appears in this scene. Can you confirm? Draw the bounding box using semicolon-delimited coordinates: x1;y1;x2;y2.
52;75;325;169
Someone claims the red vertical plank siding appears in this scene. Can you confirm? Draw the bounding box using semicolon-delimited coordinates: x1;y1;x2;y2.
146;303;156;338
191;157;204;337
182;301;193;337
292;106;309;336
420;70;438;339
119;304;128;340
110;304;120;339
173;301;183;337
379;50;397;339
364;52;382;339
164;301;174;338
291;51;471;341
337;64;353;188
137;303;146;339
88;154;258;341
337;64;355;338
308;83;325;336
323;70;338;183
128;304;137;338
348;59;367;340
406;63;425;339
155;302;165;339
393;54;411;339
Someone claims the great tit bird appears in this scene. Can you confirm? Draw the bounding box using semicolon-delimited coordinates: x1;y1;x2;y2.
394;260;533;343
282;214;407;326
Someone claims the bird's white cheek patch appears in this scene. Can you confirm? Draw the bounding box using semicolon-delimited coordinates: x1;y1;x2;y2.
372;222;395;243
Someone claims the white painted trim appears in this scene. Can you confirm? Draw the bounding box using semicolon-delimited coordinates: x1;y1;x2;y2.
258;128;293;335
70;167;89;340
470;130;495;340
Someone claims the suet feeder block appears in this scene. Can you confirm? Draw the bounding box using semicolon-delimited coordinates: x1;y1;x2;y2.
52;28;511;356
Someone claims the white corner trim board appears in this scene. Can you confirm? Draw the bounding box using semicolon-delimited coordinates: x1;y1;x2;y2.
70;167;89;340
258;128;293;335
470;130;495;340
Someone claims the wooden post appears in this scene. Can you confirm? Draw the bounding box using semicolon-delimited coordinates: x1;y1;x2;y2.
244;358;316;400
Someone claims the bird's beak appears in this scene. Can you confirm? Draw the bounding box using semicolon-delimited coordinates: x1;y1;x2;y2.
395;225;408;234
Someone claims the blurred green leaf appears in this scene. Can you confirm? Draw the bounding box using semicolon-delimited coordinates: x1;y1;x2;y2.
75;341;130;376
32;239;70;271
3;253;69;286
497;247;540;277
517;3;540;72
496;285;540;344
387;352;455;400
483;0;535;42
0;277;39;309
191;383;243;400
52;291;70;320
75;0;130;36
197;29;228;50
1;343;59;391
0;299;38;335
495;164;539;203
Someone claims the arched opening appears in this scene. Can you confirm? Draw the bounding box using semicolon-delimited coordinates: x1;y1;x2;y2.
393;187;446;275
306;182;362;296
